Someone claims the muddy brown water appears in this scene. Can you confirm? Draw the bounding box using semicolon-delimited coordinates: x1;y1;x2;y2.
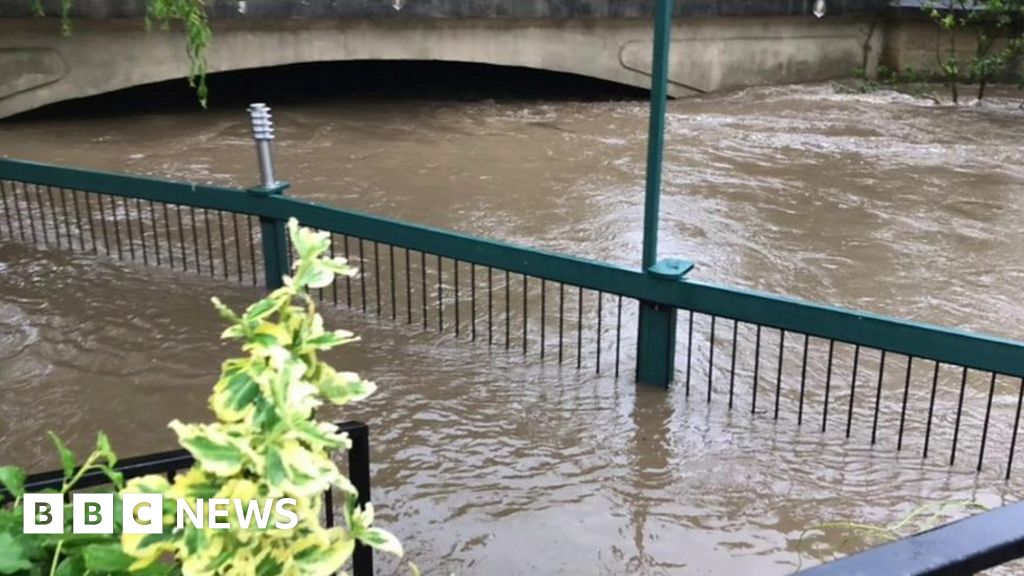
1;81;1024;575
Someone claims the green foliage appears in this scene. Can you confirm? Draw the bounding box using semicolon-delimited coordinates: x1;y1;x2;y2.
1;219;402;575
121;218;402;575
144;0;212;107
924;0;1024;102
30;0;211;107
0;433;142;576
846;1;1023;103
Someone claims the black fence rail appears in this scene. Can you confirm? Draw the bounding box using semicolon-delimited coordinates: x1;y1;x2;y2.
795;501;1024;576
673;311;1024;479
1;421;375;576
2;158;1024;480
296;229;641;377
0;179;265;286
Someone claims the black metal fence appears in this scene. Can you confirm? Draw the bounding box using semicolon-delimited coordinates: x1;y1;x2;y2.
0;179;265;285
673;312;1024;479
300;233;637;377
2;421;374;576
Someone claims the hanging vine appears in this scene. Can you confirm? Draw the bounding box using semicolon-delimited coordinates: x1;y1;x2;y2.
146;0;212;106
31;0;212;107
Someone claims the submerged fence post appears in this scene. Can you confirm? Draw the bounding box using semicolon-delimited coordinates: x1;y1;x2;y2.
247;103;290;290
636;0;680;388
637;260;692;387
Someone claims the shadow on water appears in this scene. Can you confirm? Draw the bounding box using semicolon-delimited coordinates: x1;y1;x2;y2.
6;60;648;123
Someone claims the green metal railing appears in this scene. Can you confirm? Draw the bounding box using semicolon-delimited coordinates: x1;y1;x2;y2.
1;156;1023;479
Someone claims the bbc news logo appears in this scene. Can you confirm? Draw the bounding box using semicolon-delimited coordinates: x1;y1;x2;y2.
23;494;299;535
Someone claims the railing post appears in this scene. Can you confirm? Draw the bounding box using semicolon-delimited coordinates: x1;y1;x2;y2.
344;422;374;576
247;103;290;290
637;260;692;387
636;0;679;388
637;301;677;387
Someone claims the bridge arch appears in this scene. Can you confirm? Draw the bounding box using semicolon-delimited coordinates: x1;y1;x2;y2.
0;15;878;119
19;60;652;118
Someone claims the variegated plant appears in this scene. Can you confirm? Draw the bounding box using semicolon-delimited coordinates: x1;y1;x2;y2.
121;218;402;575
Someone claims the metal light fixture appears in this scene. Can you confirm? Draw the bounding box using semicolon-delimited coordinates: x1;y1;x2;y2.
247;103;278;188
813;0;827;18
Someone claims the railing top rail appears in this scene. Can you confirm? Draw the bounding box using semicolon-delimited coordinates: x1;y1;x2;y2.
0;157;259;213
21;449;194;495
3;157;1024;377
673;281;1024;378
0;156;644;292
0;421;369;501
795;502;1024;576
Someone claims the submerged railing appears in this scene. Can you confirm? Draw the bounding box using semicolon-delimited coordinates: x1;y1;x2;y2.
795;501;1024;575
0;421;375;576
1;156;1024;481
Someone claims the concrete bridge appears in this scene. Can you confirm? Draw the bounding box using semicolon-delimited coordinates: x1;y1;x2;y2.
0;0;937;119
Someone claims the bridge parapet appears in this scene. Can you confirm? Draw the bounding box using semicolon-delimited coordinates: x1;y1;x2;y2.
0;0;898;119
0;0;888;20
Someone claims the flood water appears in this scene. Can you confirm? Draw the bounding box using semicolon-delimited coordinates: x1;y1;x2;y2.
2;68;1024;574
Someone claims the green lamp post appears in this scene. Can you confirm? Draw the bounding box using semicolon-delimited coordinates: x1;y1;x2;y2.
636;0;691;387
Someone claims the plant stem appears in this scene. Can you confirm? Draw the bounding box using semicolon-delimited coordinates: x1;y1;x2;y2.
49;540;64;576
62;453;98;493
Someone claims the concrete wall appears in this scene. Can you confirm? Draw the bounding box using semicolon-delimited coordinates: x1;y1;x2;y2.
6;0;1012;119
0;0;888;20
882;16;1024;75
0;14;883;118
